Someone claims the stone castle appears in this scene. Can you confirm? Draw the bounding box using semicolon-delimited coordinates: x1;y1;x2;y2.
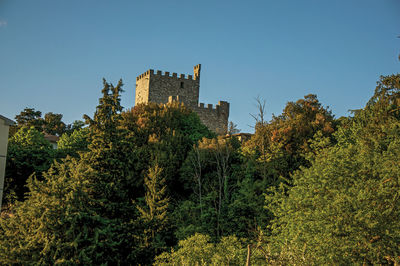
135;64;229;135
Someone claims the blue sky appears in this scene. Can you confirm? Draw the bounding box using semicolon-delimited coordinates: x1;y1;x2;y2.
0;0;399;132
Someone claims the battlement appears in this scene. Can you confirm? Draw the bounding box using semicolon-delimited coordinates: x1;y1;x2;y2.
136;69;196;82
197;101;229;114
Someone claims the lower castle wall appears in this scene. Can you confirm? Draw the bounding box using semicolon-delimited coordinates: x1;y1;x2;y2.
192;103;229;135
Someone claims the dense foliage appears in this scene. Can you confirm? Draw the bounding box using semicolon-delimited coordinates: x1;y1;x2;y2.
4;126;55;203
266;74;400;265
1;74;399;264
11;107;84;137
0;159;121;264
243;94;336;184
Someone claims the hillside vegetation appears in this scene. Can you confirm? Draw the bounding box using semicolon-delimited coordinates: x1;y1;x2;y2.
1;74;399;265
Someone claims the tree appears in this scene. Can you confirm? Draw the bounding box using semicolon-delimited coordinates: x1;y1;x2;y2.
250;96;267;126
82;78;133;210
0;158;121;265
154;233;252;265
243;94;335;184
43;112;66;136
266;74;400;264
12;108;68;137
188;146;205;218
120;102;213;198
249;96;269;180
176;137;254;240
81;78;142;262
4;126;54;204
2;79;144;264
11;107;44;135
228;121;240;135
155;233;214;265
66;120;85;134
136;164;169;261
57;127;90;157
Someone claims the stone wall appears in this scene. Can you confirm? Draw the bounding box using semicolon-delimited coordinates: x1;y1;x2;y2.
135;71;150;104
192;101;230;135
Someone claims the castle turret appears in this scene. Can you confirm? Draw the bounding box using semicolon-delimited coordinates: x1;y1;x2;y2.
193;64;201;80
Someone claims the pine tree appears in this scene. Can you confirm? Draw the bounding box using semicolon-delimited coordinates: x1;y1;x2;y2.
137;164;169;256
82;79;140;262
83;78;134;217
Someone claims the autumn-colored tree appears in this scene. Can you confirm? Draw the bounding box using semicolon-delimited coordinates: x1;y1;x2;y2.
244;94;335;183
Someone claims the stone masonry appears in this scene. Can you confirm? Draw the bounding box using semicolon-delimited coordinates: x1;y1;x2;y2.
135;64;229;135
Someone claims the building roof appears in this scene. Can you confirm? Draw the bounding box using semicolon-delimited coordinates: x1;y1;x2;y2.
223;132;253;143
0;114;15;126
44;134;60;143
231;133;252;137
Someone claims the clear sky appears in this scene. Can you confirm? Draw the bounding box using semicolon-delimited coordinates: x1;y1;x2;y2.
0;0;399;133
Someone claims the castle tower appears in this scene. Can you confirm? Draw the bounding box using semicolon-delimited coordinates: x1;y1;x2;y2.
135;65;200;107
135;64;229;135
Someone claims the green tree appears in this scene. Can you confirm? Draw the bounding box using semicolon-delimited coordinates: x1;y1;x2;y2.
82;79;132;210
66;120;86;134
120;102;213;261
136;164;169;261
120;102;213;197
154;233;214;265
11;107;44;135
57;127;90;157
11;108;69;137
82;78;140;262
154;234;251;265
4;126;54;204
176;137;256;240
211;235;247;265
0;158;121;265
43;112;67;136
266;74;400;264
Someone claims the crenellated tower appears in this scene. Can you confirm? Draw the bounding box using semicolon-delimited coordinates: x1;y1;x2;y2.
135;64;229;135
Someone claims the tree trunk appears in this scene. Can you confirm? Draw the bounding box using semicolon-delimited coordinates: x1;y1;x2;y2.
246;244;251;266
